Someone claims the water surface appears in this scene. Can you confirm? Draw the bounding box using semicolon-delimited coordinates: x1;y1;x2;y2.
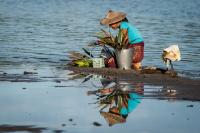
0;0;200;133
0;0;200;78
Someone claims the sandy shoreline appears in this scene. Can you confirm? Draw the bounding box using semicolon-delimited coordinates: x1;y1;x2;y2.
65;66;200;101
1;66;200;101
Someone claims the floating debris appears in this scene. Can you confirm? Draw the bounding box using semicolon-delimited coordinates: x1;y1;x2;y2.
61;123;66;127
93;122;102;127
166;89;177;96
186;105;194;107
55;80;61;83
23;71;38;75
53;130;65;133
54;86;70;88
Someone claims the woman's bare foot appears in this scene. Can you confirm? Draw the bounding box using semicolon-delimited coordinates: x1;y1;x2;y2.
132;62;142;71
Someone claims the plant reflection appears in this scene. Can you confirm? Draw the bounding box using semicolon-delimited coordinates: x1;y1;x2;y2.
87;77;144;126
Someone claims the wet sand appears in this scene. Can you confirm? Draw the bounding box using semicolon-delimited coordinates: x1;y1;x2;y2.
65;66;200;101
1;65;200;102
0;125;47;133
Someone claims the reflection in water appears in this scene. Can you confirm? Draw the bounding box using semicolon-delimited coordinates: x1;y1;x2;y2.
69;72;179;101
87;77;144;126
79;75;181;126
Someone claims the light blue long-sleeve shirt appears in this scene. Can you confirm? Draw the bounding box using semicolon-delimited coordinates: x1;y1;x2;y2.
120;21;143;44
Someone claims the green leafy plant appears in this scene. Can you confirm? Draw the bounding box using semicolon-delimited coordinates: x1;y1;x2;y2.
67;51;92;67
96;29;129;49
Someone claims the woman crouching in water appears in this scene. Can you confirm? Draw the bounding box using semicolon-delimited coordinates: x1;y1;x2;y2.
100;10;144;70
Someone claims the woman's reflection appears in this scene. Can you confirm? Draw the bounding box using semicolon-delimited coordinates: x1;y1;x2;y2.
87;78;144;126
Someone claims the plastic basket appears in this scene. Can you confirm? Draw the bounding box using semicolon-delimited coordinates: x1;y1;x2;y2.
92;58;105;68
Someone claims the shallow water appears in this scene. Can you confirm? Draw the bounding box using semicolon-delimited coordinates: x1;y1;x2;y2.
0;68;200;133
0;0;200;78
0;0;200;132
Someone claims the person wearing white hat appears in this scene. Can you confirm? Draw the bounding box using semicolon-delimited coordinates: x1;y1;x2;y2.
100;10;144;70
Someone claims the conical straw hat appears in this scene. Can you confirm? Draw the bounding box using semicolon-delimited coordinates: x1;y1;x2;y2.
100;10;126;26
100;111;126;126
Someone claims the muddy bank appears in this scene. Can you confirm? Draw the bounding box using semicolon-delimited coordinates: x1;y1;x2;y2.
0;125;47;132
1;66;200;101
0;73;42;82
65;66;200;101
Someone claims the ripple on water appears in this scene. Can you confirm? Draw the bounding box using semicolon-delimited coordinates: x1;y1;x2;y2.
0;0;199;79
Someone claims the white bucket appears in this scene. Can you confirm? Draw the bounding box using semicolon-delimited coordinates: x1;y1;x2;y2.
92;58;105;68
115;48;133;70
